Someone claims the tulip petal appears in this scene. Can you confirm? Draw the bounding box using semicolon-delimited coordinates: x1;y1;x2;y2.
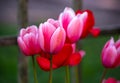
117;47;120;66
20;28;26;37
17;37;30;55
64;7;75;16
59;7;75;31
52;44;73;67
50;27;66;54
26;25;38;34
68;52;82;66
80;10;95;38
26;26;41;54
36;56;57;71
85;10;95;29
39;22;56;52
77;12;88;22
115;38;120;49
113;47;120;67
67;16;83;43
22;33;36;54
39;23;45;51
102;37;114;55
90;28;100;37
34;34;41;54
47;18;60;28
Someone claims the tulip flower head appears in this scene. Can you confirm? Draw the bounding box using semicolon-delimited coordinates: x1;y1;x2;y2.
17;25;41;56
59;7;83;43
38;18;66;54
101;37;120;68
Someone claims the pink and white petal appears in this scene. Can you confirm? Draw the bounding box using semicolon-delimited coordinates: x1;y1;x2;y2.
19;28;26;37
59;13;72;31
47;18;59;28
102;37;115;56
59;7;75;31
41;22;56;52
63;7;75;17
115;38;120;49
106;37;115;48
38;23;45;51
22;33;36;54
77;12;88;23
50;27;66;54
67;16;83;43
17;37;30;55
47;18;55;24
27;33;38;54
34;34;41;54
27;25;38;34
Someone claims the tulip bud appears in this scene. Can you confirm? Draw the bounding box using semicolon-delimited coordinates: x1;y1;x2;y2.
101;37;120;68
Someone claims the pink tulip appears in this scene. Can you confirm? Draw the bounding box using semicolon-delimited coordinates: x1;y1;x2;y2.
101;37;120;68
17;25;41;56
102;77;120;83
38;18;66;54
59;7;83;43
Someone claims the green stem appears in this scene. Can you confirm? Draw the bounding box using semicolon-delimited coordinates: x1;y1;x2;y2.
65;66;70;83
32;56;38;83
100;68;108;83
49;55;53;83
75;66;79;83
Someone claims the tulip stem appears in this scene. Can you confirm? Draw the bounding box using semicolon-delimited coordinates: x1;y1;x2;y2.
100;68;107;83
65;66;70;83
32;56;38;83
75;66;79;83
49;55;53;83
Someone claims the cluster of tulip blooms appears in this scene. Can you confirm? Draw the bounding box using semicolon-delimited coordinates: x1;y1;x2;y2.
17;7;120;83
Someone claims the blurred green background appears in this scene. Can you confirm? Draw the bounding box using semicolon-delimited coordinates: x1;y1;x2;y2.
0;23;120;83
